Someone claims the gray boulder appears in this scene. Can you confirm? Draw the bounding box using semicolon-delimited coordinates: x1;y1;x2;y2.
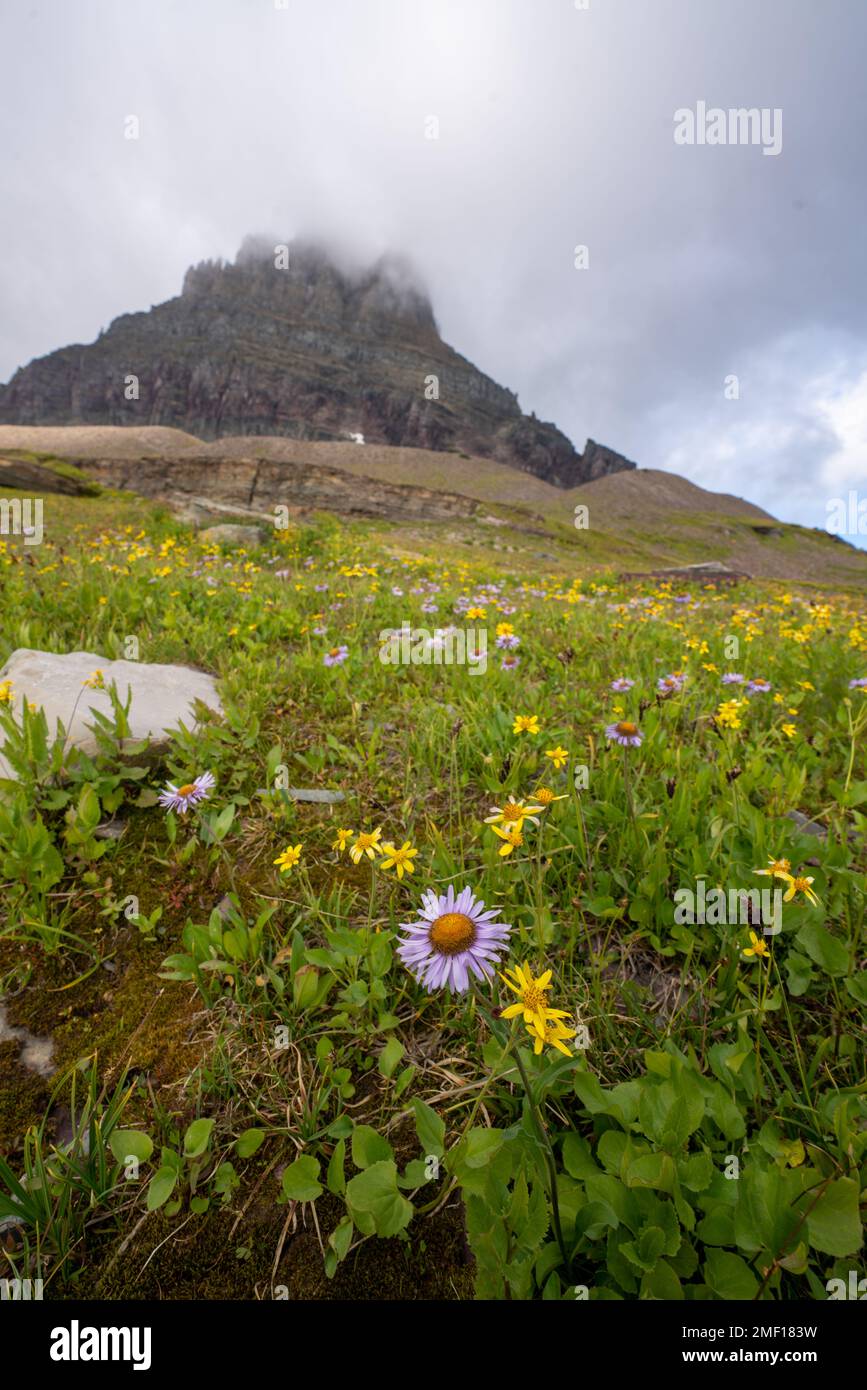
0;648;222;779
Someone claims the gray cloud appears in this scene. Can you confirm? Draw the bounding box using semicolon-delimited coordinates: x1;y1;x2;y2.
1;0;865;542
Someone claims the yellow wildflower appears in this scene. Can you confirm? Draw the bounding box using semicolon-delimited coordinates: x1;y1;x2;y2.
491;825;524;857
350;827;383;863
513;714;541;735
544;746;569;770
379;841;419;879
500;963;569;1028
781;873;821;907
742;930;770;960
274;843;303;874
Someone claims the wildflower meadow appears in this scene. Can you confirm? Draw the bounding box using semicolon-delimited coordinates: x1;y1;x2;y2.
0;500;865;1306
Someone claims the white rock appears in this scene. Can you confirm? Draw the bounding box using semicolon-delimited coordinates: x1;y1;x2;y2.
0;648;222;779
199;523;265;547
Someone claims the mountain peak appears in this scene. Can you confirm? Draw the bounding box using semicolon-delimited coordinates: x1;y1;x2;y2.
0;239;636;488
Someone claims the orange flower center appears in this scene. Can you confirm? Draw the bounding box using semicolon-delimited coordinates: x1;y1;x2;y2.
616;721;638;736
502;803;523;821
429;912;476;956
791;877;809;891
177;784;197;797
522;984;548;1012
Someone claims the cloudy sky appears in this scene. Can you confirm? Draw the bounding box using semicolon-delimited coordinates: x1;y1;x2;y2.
1;0;865;541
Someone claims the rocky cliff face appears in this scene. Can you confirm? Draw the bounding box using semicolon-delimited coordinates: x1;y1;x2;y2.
0;237;636;489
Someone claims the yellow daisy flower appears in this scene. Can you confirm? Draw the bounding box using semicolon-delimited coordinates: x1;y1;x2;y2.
527;1016;575;1057
544;746;569;770
350;827;383;863
491;825;524;857
379;841;419;879
500;963;569;1027
274;843;303;874
533;786;568;807
754;857;791;879
484;796;544;830
780;873;820;907
742;930;770;959
332;828;355;852
513;714;541;735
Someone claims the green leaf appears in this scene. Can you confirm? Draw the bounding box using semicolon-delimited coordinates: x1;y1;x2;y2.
281;1155;323;1203
705;1085;746;1140
327;1138;346;1196
627;1151;675;1193
573;1070;610;1113
784;951;814;997
351;1125;393;1169
463;1127;504;1168
109;1130;154;1165
845;973;867;1006
345;1161;414;1237
235;1128;265;1159
804;1177;863;1256
561;1133;600;1179
378;1036;404;1079
183;1117;215;1158
146;1166;178;1211
796;921;849;977
704;1248;759;1299
641;1259;683;1300
411;1099;445;1159
329;1215;354;1260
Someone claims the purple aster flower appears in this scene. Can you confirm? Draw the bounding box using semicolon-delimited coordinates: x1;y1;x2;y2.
496;633;520;650
421;601;439;614
396;884;512;993
314;583;329;592
324;645;349;666
848;677;867;689
610;677;635;692
312;625;327;635
606;720;643;748
657;673;686;696
501;655;520;671
721;672;744;685
746;677;772;694
158;770;216;816
391;586;404;597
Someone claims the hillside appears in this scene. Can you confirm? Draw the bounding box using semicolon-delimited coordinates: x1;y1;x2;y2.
1;424;864;586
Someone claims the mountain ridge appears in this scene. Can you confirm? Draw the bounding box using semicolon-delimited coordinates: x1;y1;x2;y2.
0;238;636;489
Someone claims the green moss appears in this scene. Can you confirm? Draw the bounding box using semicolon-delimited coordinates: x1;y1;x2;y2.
0;1041;52;1155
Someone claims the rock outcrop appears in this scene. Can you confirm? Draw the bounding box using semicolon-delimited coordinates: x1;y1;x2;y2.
0;238;635;489
70;452;484;525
